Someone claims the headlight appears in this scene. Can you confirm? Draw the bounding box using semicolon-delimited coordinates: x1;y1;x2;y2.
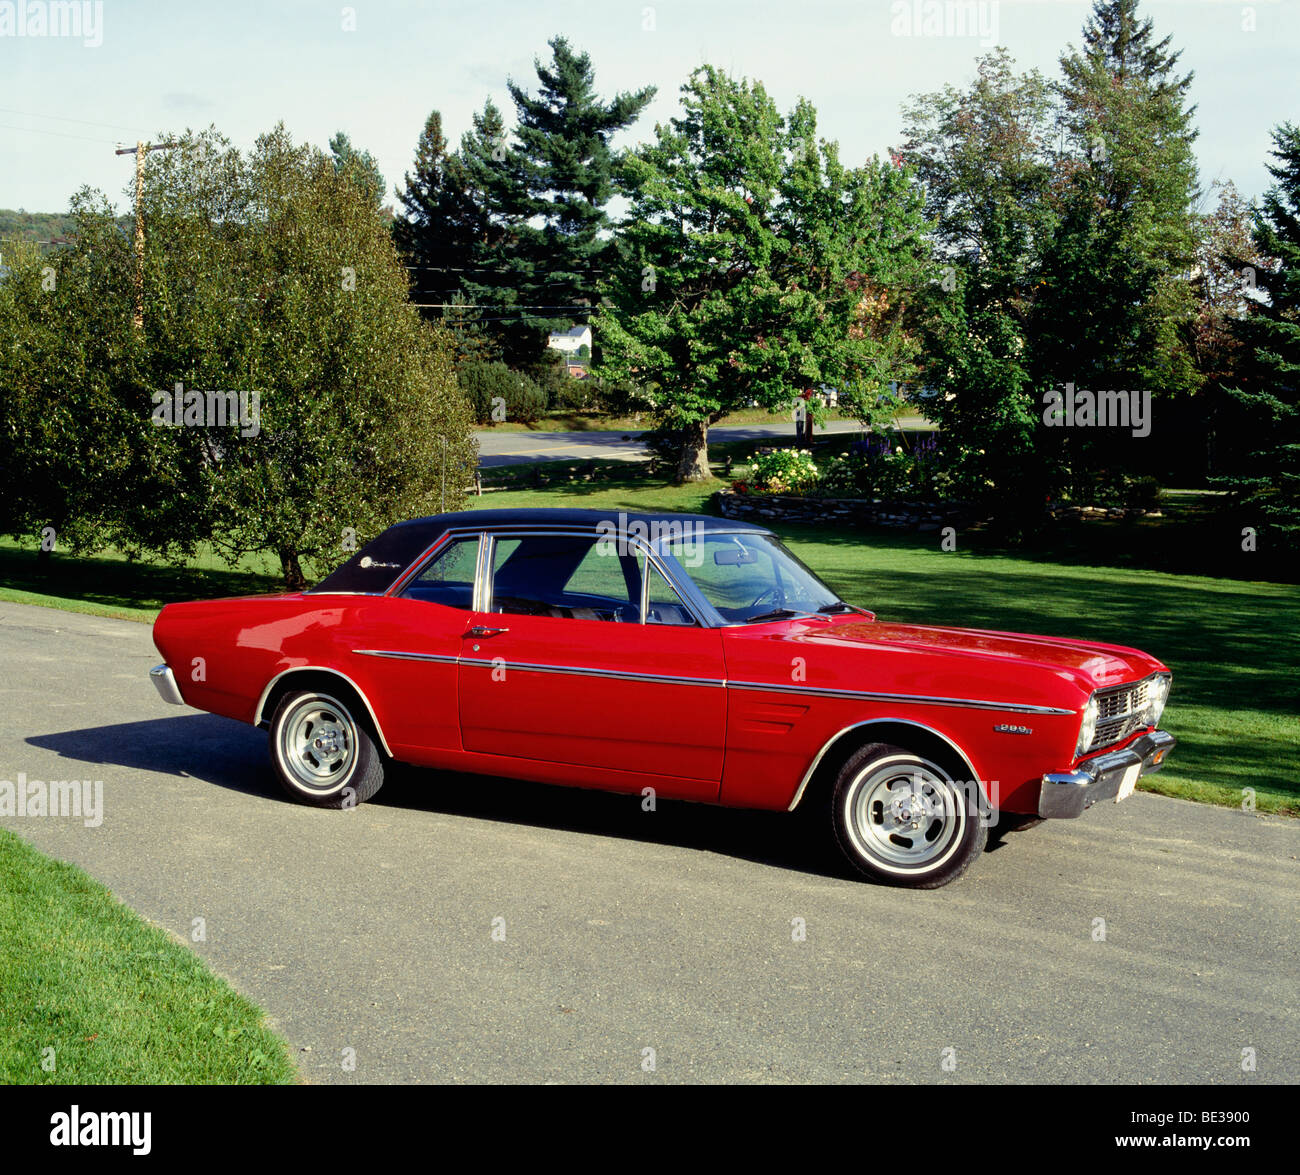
1145;674;1170;727
1076;695;1099;757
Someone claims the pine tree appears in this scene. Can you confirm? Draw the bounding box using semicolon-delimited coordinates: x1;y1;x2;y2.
504;37;654;355
1217;123;1300;556
450;99;537;365
329;131;386;208
1033;0;1202;491
395;109;499;323
441;293;501;368
394;42;654;368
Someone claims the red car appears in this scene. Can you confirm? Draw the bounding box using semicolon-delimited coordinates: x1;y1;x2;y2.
150;508;1175;888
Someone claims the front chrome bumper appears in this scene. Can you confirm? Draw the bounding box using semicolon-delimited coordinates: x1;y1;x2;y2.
149;663;186;706
1038;729;1176;819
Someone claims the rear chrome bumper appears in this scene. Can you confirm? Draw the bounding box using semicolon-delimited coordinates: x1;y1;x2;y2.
1038;729;1176;819
149;663;185;706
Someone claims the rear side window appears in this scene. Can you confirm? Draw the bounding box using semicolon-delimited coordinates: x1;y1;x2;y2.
399;537;481;610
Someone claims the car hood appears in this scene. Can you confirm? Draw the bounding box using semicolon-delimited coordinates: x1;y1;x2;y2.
803;618;1164;691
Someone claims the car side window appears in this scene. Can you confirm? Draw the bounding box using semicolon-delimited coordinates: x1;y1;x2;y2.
489;534;640;622
399;537;480;609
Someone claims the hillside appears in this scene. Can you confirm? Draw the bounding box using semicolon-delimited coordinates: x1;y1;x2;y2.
0;208;81;248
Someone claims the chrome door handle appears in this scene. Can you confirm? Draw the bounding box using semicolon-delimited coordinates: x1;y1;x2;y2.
468;625;509;637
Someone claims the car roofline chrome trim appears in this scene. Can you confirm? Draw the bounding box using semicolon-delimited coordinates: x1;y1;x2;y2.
786;718;984;812
384;523;752;628
253;666;395;758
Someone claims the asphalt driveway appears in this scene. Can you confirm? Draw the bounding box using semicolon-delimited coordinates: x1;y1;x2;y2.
1;601;1296;1083
473;418;924;467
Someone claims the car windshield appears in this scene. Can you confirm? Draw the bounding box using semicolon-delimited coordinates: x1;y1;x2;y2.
662;532;847;623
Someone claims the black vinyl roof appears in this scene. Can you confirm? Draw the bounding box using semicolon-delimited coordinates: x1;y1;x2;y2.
310;508;770;595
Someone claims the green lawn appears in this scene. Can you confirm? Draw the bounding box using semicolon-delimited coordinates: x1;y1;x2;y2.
0;829;297;1084
0;538;283;623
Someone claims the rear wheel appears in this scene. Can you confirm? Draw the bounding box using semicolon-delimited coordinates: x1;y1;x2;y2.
830;742;986;888
268;689;385;808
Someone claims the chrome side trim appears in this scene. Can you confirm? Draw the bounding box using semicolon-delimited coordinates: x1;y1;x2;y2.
459;658;725;689
352;649;460;665
349;651;1072;711
728;679;1073;716
253;666;395;758
785;718;983;812
149;663;186;706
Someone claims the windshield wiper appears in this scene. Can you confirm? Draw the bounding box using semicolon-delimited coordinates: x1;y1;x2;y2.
744;608;818;624
818;601;863;614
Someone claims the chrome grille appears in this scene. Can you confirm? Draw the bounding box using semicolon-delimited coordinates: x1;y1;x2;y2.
1088;678;1153;753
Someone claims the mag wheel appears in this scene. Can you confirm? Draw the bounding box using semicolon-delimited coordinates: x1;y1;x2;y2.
830;742;986;888
269;689;385;808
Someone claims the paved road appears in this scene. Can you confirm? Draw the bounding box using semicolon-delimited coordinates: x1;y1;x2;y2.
2;601;1297;1084
475;418;928;468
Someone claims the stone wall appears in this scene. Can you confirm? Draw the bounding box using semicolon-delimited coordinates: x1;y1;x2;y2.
715;490;980;531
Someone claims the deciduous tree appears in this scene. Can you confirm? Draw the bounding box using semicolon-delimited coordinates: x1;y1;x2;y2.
598;67;931;481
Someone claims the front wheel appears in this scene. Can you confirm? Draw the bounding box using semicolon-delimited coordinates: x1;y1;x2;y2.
268;689;385;808
830;743;986;888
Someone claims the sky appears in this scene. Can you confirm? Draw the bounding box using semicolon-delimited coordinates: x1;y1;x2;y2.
0;0;1297;221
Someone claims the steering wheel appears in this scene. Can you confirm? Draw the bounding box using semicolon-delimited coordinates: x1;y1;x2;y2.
747;585;784;610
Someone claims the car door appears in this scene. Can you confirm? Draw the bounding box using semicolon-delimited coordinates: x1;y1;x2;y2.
355;531;485;756
456;531;727;797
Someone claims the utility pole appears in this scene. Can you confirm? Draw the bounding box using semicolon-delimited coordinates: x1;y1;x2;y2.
115;139;179;330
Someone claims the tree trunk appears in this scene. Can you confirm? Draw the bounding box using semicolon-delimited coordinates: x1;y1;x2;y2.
674;419;711;483
279;547;309;593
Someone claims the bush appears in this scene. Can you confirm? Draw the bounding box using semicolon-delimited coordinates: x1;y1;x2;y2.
459;361;546;425
750;448;821;495
520;348;567;410
821;437;936;499
1125;475;1162;512
554;377;605;413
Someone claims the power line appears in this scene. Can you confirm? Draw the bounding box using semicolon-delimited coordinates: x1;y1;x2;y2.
0;106;146;135
0;121;121;146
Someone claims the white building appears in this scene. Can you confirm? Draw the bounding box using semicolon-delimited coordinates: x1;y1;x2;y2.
547;324;592;356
